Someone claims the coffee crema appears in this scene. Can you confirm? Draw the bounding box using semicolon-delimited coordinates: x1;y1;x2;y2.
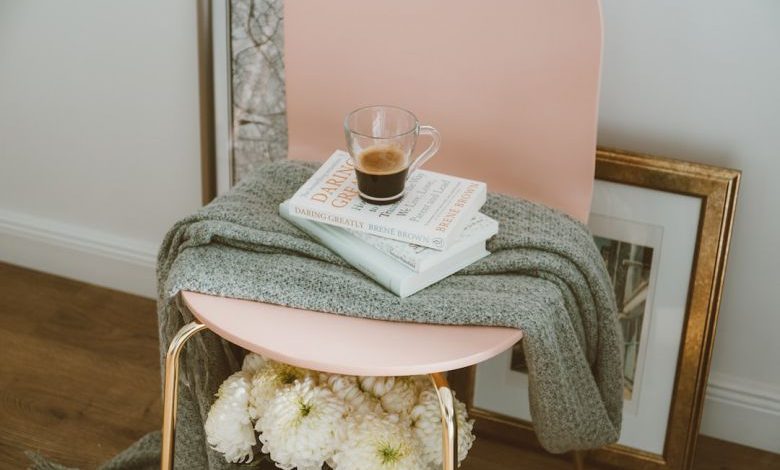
355;146;408;203
356;146;407;174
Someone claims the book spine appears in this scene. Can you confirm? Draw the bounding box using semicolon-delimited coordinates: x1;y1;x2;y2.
280;204;406;296
288;200;447;250
437;185;488;249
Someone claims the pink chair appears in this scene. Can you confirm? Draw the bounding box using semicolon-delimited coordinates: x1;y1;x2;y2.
162;1;603;469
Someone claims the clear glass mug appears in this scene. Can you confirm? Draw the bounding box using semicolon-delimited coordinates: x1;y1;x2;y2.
344;105;441;204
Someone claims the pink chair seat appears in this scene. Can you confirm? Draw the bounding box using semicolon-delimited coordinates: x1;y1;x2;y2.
182;291;523;376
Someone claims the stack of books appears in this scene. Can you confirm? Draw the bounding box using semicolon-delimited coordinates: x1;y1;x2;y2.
280;150;498;297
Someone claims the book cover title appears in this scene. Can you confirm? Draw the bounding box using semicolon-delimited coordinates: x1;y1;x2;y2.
309;159;360;208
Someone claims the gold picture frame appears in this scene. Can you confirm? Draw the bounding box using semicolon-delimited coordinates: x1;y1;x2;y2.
450;147;740;470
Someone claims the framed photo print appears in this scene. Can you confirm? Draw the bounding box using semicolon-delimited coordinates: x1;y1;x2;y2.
451;148;740;470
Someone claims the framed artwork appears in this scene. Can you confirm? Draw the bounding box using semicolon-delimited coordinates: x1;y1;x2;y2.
450;148;740;470
211;0;287;197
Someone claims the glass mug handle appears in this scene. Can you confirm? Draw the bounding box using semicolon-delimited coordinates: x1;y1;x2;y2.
407;125;441;178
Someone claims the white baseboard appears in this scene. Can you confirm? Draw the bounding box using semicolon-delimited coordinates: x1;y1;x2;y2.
0;208;157;298
700;372;780;453
1;209;779;453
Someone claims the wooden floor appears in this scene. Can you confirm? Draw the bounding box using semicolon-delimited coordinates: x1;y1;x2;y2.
1;262;778;470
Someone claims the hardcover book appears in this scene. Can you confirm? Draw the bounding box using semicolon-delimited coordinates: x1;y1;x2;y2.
348;212;498;272
280;201;491;298
287;150;487;250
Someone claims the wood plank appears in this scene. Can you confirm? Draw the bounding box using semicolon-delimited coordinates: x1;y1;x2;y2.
693;436;780;470
0;263;161;469
464;439;575;470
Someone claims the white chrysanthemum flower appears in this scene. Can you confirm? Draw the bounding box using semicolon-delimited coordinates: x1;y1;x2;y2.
248;360;312;420
412;375;433;395
204;371;255;463
359;376;396;397
411;390;475;467
241;352;267;374
331;413;425;470
380;377;418;414
256;378;346;470
323;374;382;416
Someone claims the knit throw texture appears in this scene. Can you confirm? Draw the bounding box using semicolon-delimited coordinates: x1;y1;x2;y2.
32;160;622;469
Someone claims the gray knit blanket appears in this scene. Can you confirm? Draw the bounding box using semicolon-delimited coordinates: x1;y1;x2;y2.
31;160;622;469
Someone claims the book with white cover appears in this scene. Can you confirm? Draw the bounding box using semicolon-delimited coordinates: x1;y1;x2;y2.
348;212;498;272
280;201;490;298
288;150;487;250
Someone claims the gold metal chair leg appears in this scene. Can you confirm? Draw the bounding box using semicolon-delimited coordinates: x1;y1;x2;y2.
161;321;209;470
430;372;458;470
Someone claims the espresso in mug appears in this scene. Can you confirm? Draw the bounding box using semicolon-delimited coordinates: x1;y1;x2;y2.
355;145;408;204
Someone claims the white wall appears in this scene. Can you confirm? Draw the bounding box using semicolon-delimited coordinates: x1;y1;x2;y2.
0;0;777;454
599;0;780;452
0;0;202;296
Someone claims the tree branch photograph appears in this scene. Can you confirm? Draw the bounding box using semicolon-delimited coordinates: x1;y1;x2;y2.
1;1;777;470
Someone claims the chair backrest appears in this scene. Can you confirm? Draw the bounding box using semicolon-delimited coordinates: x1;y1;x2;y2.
284;0;602;222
